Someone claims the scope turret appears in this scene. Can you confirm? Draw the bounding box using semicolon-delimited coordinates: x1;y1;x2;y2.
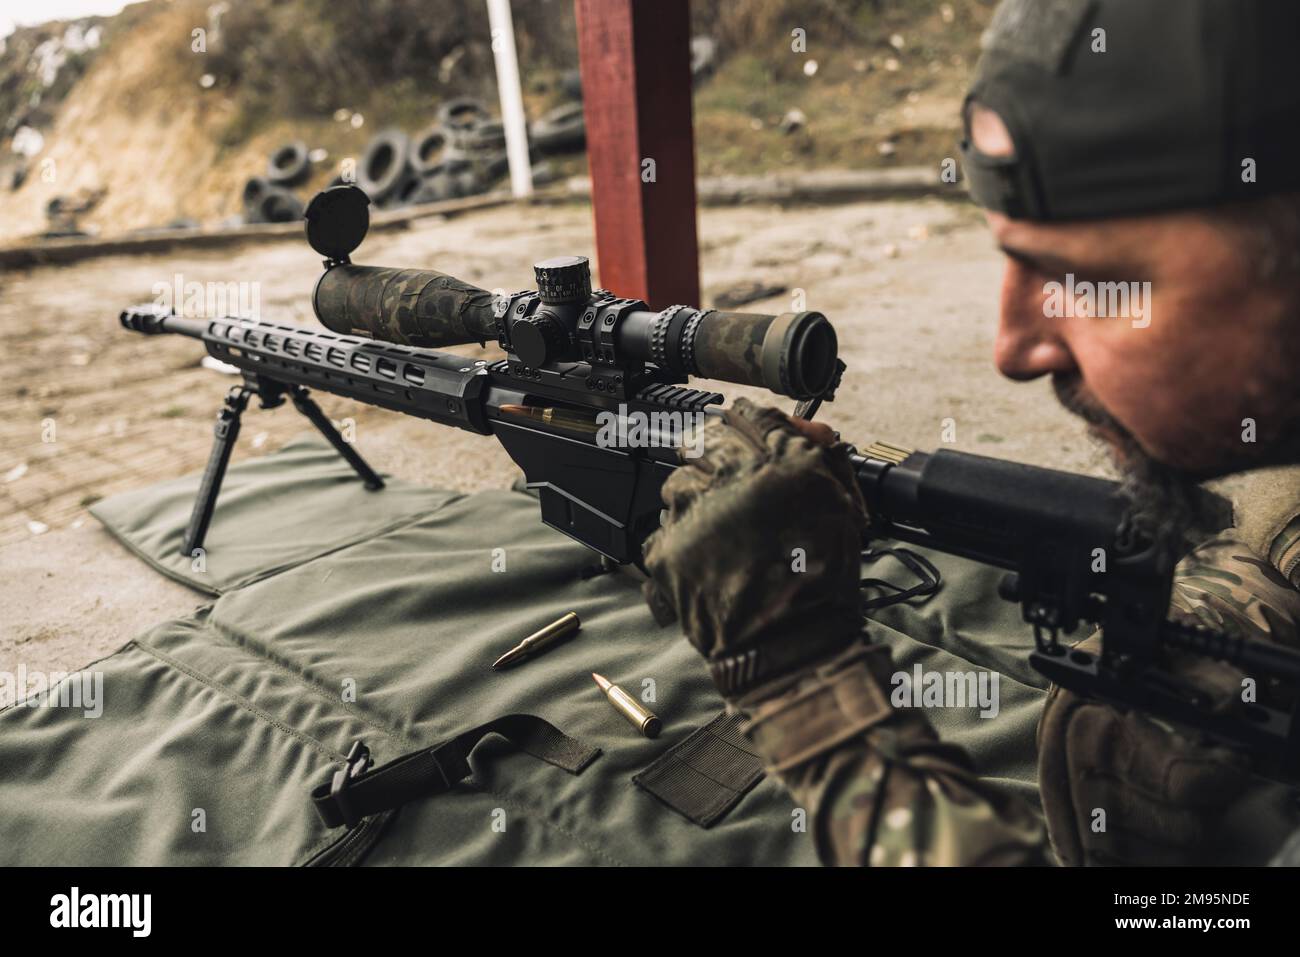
533;256;591;305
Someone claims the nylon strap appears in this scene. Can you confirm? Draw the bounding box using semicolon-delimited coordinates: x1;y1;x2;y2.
632;711;766;828
312;713;601;829
743;644;898;773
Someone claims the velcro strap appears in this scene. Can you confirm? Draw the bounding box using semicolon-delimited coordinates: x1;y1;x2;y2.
743;645;897;773
312;714;600;829
709;620;858;697
633;711;766;828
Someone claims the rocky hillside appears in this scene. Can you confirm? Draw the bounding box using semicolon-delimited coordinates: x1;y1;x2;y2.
0;0;994;242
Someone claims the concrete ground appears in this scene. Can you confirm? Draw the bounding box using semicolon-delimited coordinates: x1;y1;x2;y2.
0;196;1117;683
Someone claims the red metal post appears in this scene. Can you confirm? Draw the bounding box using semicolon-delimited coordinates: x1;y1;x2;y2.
574;0;701;309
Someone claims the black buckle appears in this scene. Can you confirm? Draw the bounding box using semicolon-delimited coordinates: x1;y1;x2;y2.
328;740;372;829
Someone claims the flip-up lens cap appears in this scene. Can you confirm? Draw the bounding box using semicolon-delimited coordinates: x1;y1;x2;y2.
305;185;370;261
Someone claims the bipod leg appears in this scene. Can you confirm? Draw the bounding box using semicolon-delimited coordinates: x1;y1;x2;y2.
182;384;254;557
289;386;384;490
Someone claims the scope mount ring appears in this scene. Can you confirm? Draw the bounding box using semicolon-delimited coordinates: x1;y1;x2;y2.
580;298;645;368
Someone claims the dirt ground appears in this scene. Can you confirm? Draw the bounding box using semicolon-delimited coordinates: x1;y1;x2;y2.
1;195;1119;683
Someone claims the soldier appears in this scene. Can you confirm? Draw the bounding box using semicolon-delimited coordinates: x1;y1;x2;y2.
642;0;1300;866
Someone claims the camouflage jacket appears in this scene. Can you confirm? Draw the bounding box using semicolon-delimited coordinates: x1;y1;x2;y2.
743;505;1300;866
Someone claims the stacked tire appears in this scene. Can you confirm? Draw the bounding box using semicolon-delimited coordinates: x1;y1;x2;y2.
239;93;590;221
357;100;501;209
530;103;585;156
356;129;414;208
242;173;304;224
242;140;311;223
266;141;311;187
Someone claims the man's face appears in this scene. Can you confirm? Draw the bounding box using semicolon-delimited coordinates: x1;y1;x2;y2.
986;207;1299;480
969;102;1299;482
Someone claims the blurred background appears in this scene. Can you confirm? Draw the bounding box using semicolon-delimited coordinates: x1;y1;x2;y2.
0;0;993;240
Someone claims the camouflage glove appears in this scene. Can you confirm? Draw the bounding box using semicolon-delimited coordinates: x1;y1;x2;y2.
1038;678;1269;866
641;398;869;700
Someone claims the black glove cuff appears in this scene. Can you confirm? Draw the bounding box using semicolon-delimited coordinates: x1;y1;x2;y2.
708;618;861;698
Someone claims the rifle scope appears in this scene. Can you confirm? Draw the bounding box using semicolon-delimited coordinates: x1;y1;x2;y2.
306;186;838;400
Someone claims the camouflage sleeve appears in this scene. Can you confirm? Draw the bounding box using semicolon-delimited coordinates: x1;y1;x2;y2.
741;643;1048;866
1227;465;1300;592
1264;515;1300;592
1160;529;1300;718
1169;530;1300;650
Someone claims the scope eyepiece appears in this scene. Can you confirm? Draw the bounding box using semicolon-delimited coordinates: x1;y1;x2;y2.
767;309;838;398
642;306;838;399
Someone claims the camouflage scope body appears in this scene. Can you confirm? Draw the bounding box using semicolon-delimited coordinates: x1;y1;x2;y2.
312;259;838;400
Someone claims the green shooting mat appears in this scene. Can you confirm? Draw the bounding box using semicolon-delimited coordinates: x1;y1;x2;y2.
0;437;1045;865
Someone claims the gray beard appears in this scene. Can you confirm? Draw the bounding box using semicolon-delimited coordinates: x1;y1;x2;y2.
1052;374;1229;560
